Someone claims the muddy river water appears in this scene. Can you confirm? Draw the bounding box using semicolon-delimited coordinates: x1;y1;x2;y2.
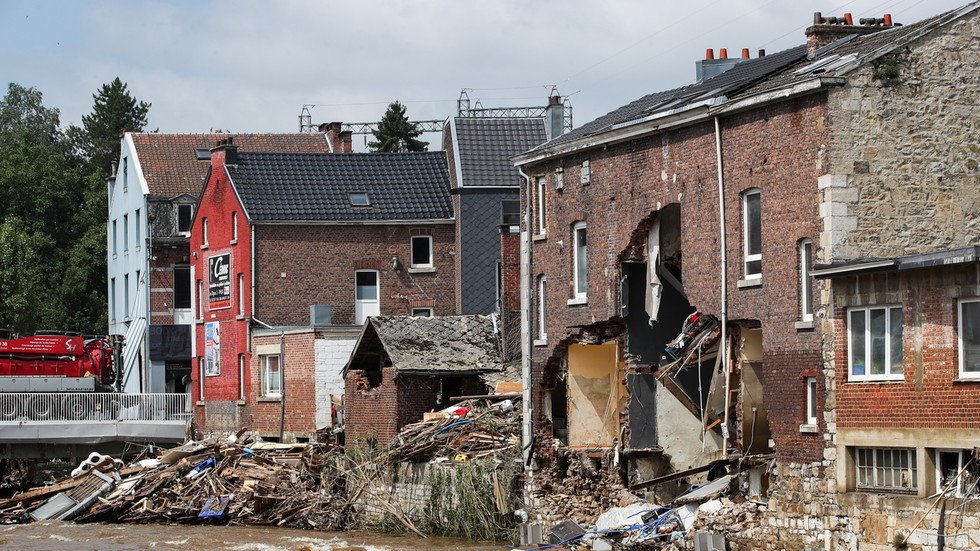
0;522;508;551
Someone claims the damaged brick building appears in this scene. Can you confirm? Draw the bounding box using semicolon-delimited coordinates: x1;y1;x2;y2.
513;3;979;549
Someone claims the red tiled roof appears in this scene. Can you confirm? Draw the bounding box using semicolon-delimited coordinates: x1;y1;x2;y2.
130;133;330;198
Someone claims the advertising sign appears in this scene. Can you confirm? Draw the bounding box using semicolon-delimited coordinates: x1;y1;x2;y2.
208;253;231;309
204;321;221;376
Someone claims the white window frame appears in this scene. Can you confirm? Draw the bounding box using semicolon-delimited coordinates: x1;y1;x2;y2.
197;279;204;319
111;219;117;256
123;213;129;252
935;449;980;499
411;307;433;317
806;377;817;425
231;211;238;243
855;447;917;493
572;222;587;301
199;360;205;401
238;354;246;401
410;235;433;268
354;270;380;324
237;273;245;316
123;274;130;320
537;275;548;342
202;217;209;247
261;354;282;398
847;305;904;382
177;204;193;235
135;209;141;249
110;277;116;323
957;298;980;380
799;239;813;322
535;176;547;235
122;157;128;192
580;159;590;185
742;189;762;279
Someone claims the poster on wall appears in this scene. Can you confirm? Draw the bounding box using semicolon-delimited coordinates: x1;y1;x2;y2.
208;253;231;309
204;321;220;376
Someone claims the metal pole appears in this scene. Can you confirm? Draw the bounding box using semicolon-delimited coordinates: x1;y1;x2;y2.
714;116;730;458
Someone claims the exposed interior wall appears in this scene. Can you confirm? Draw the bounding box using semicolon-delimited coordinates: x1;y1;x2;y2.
655;383;722;471
314;336;357;429
567;342;624;448
738;328;772;455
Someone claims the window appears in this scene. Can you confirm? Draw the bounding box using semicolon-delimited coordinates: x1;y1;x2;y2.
572;222;588;300
349;192;370;206
110;277;116;323
580;160;590;185
411;307;433;317
202;217;209;247
936;449;980;498
805;377;817;425
135;209;141;248
742;189;762;278
848;306;903;381
535;176;547;235
124;274;130;319
231;212;238;242
237;273;245;315
537;275;547;341
197;279;204;319
355;270;380;324
174;266;191;309
799;239;813;321
501;200;520;226
177;204;193;234
123;214;129;252
111;219;117;255
856;448;917;493
554;167;564;190
238;354;246;401
411;236;433;268
261;354;282;397
958;298;980;379
199;360;205;401
122;157;128;192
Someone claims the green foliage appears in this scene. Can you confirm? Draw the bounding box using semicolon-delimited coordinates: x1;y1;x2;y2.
68;77;151;176
369;101;428;152
0;218;56;334
874;56;901;81
421;459;520;542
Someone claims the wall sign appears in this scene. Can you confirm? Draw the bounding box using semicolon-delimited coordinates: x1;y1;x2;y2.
204;321;221;377
208;253;231;309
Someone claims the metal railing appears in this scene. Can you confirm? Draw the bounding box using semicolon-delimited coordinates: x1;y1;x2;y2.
0;393;190;422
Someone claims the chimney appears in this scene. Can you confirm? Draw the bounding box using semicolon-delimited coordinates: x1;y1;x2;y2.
544;93;565;140
320;121;352;153
805;11;897;55
210;136;238;167
696;48;752;82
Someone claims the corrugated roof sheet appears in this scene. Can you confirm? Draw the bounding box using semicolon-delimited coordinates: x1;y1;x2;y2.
131;133;330;198
229;151;453;222
454;118;547;186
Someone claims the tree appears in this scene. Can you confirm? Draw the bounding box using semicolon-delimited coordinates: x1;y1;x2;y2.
368;101;428;152
69;77;151;176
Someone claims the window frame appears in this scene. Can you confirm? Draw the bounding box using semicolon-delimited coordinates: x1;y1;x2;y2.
847;305;904;382
123;213;129;252
501;200;520;226
123;274;130;320
410;235;433;268
935;448;980;499
799;239;813;322
238;354;246;401
349;192;371;206
237;273;245;316
202;217;209;247
957;298;980;380
111;219;117;255
260;354;283;398
535;176;547;235
537;275;548;342
742;188;762;279
122;157;128;192
805;376;817;425
110;277;116;323
177;204;193;234
135;209;141;249
173;266;191;310
411;307;433;317
354;269;380;324
580;159;590;185
855;447;917;493
231;211;238;243
572;222;588;301
196;279;204;319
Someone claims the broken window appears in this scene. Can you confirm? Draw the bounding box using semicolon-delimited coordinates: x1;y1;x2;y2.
856;447;917;493
848;306;903;381
177;204;193;234
799;239;813;322
572;222;587;301
742;189;761;278
411;236;433;268
261;354;282;397
959;298;980;379
936;449;980;498
535;176;547;235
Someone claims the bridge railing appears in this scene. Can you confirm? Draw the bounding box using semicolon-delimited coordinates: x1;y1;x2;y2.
0;393;191;422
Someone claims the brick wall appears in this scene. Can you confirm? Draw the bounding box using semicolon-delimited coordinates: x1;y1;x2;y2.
148;244;190;325
253;223;457;325
345;367;399;444
245;331;317;437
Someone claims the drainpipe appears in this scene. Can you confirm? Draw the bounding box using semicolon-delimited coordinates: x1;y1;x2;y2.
517;166;535;506
279;330;286;441
714;116;731;458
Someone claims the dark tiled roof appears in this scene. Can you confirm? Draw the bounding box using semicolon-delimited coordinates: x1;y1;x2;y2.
535;44;808;151
131;133;330;198
454;118;547;186
229;152;453;222
364;315;503;374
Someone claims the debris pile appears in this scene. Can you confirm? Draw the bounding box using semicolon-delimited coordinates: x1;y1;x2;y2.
0;438;353;530
386;398;521;463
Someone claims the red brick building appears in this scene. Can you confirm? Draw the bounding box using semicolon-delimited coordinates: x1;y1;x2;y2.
190;140;457;440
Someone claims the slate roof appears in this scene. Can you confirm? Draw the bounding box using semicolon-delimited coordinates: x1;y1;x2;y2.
453;118;547;186
349;315;503;375
131;133;330;198
228;151;453;222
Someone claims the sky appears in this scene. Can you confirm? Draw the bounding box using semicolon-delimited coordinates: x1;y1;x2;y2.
0;0;965;149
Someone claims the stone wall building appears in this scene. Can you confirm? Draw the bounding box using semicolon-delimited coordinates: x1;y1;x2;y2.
514;4;979;549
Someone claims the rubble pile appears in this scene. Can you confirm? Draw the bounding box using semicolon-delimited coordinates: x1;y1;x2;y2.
386;398;521;463
0;439;353;530
535;448;628;524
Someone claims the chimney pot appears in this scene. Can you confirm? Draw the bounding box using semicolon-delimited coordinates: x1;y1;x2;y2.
741;48;750;59
813;12;823;24
719;48;728;59
844;12;853;25
758;48;766;57
883;13;892;25
548;94;561;106
705;48;714;60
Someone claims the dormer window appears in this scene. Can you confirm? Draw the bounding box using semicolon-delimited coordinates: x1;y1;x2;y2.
349;193;370;206
177;204;193;234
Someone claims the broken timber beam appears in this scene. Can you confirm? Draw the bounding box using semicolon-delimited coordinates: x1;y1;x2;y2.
630;462;715;491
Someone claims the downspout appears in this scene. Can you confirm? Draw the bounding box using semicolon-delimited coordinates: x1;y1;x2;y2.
279;330;286;441
714;116;730;458
250;224;256;353
517;166;534;506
